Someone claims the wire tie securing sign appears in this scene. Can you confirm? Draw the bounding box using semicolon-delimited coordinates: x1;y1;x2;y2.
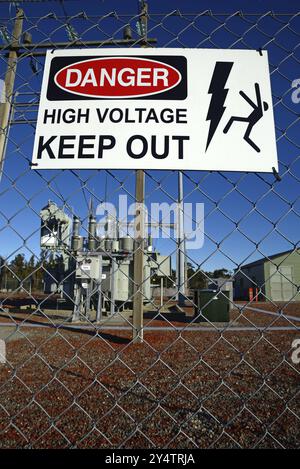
272;166;281;182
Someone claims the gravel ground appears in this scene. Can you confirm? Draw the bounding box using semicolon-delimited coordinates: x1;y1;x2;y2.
230;301;300;328
0;318;299;449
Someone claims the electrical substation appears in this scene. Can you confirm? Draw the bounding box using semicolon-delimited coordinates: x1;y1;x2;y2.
0;0;298;450
40;201;171;322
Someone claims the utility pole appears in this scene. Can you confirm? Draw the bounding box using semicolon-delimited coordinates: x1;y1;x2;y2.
132;1;148;343
0;8;23;176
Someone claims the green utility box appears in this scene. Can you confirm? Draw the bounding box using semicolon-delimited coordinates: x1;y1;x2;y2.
194;289;230;322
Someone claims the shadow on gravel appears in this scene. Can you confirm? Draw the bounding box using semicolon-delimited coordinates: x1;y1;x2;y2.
0;312;131;345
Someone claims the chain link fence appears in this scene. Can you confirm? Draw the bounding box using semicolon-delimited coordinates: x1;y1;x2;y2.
0;1;299;449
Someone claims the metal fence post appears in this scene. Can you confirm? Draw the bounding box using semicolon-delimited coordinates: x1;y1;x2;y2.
177;171;186;306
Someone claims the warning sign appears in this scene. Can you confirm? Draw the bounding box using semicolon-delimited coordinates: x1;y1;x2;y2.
32;48;278;172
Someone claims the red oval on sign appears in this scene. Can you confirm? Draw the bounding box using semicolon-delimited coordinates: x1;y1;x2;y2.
54;57;182;98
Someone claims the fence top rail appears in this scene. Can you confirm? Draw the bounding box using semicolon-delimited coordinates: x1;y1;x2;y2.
0;11;300;20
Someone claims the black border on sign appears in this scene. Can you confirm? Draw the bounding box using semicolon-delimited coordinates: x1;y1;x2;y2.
46;55;188;101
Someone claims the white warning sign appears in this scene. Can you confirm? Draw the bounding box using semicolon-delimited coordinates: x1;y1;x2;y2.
32;48;278;172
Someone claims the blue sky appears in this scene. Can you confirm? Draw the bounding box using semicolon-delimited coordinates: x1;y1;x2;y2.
0;0;299;273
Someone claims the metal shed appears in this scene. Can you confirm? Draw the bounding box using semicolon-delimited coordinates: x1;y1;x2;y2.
234;249;300;302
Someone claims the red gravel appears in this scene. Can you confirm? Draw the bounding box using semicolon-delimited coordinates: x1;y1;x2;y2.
0;323;299;449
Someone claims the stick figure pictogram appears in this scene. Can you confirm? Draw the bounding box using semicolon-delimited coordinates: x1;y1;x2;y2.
223;83;268;153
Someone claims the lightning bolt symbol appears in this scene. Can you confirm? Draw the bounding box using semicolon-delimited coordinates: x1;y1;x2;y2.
205;61;233;151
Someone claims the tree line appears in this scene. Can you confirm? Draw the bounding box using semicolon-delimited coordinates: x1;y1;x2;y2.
153;262;232;290
0;253;45;291
0;253;232;293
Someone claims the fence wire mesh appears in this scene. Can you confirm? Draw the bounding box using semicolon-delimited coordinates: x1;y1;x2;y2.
0;1;299;449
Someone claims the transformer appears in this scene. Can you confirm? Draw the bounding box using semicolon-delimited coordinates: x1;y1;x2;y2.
40;201;71;250
39;201;171;322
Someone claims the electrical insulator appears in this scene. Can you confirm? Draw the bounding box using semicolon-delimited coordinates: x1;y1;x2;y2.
123;25;132;40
